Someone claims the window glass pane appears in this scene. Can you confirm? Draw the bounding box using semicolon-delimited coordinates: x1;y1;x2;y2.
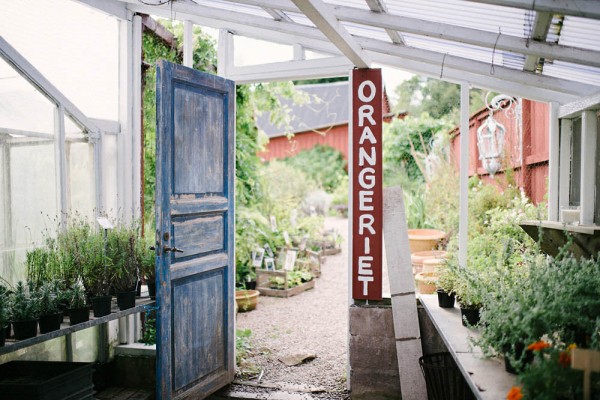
103;134;119;219
67;117;95;220
569;118;582;207
0;57;56;135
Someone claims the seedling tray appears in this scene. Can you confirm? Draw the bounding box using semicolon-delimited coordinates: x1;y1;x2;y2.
0;361;94;400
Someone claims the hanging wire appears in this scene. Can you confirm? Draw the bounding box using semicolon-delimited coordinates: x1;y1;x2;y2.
439;53;448;79
490;28;501;75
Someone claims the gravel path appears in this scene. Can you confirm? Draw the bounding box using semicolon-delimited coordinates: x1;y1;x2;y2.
236;216;351;399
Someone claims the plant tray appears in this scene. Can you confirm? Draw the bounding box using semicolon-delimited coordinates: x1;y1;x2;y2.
257;279;315;298
0;361;94;400
256;268;316;297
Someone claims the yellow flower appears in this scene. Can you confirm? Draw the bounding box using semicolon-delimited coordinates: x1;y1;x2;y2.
507;386;523;400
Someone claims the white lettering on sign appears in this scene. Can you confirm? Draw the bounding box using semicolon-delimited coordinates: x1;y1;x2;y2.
355;78;378;298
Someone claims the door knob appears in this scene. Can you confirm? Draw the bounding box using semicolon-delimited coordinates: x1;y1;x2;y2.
163;246;184;253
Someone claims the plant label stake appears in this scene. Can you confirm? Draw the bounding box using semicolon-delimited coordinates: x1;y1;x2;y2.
571;348;600;400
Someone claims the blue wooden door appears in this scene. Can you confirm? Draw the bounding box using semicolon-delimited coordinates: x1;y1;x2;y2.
155;60;235;400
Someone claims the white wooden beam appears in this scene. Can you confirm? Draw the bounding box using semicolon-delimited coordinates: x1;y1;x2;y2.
370;52;578;104
365;0;405;44
290;0;371;68
558;119;572;216
132;15;143;218
228;56;352;83
548;102;560;221
293;43;306;61
183;21;194;68
54;106;68;228
75;0;128;19
459;84;469;268
0;37;100;136
262;7;294;22
523;12;553;72
333;5;600;69
559;91;600;118
218;29;234;78
465;0;600;19
360;39;596;97
580;110;597;225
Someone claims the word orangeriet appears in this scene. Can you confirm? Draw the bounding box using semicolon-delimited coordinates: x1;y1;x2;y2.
351;69;383;301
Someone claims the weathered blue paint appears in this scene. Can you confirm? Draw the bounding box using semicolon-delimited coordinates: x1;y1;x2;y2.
156;60;235;400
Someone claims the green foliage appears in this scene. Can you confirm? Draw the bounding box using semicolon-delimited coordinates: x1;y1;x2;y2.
9;281;39;321
106;224;141;292
138;235;156;281
67;283;87;309
259;161;317;218
293;77;347;85
394;76;489;124
383;114;453;186
0;284;9;328
268;270;313;289
140;312;156;346
283;145;347;193
236;328;260;377
37;281;61;316
518;345;591;400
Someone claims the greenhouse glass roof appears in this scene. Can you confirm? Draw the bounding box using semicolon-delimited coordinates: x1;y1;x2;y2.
91;0;600;104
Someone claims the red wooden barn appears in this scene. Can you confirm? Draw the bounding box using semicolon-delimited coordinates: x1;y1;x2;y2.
449;99;549;204
257;81;402;161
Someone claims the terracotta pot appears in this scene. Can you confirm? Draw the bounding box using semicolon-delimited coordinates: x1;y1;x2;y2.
408;229;446;253
235;290;259;312
423;258;447;273
415;271;439;294
411;250;447;275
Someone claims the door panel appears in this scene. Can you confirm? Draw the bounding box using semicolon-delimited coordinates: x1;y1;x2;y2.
156;60;235;400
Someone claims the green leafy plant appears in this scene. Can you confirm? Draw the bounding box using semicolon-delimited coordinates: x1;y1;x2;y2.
9;281;39;321
268;270;313;290
107;224;141;292
140;311;156;346
283;144;347;193
0;283;10;329
67;283;87;309
37;281;61;316
138;235;156;284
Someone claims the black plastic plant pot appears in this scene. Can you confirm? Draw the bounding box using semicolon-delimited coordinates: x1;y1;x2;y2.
68;307;90;326
136;280;142;297
437;289;455;308
246;280;257;290
116;291;136;310
4;324;10;340
91;295;113;318
460;307;481;327
147;281;156;299
12;319;38;340
503;342;534;374
0;326;6;347
39;313;63;334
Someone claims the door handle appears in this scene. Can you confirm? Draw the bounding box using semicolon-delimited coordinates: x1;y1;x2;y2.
163;246;184;253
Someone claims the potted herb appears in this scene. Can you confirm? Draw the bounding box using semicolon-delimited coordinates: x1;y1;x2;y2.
138;235;156;299
9;281;40;340
37;281;63;334
79;230;113;318
108;226;140;310
436;268;457;308
67;284;89;325
0;284;10;346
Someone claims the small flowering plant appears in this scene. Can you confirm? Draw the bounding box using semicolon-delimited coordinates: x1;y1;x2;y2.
515;341;587;400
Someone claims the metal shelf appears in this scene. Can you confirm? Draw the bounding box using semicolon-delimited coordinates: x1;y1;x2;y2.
0;298;156;356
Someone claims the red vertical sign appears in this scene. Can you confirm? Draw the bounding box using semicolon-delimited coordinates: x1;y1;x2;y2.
351;68;383;301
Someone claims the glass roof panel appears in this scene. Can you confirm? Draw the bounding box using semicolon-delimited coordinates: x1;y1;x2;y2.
385;0;528;38
286;11;317;28
324;0;370;10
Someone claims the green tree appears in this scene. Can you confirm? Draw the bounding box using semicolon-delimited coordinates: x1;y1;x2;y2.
282;144;347;193
394;76;489;124
383;114;453;188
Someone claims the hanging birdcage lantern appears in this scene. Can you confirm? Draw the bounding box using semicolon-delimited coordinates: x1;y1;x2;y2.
477;112;505;176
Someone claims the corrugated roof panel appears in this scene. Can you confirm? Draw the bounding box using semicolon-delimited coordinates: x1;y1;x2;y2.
190;0;273;19
385;0;528;38
324;0;370;10
559;16;600;51
543;61;600;86
342;21;392;43
286;11;317;28
403;33;521;68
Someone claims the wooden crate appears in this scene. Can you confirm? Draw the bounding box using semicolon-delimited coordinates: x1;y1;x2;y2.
296;250;322;278
256;269;316;298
